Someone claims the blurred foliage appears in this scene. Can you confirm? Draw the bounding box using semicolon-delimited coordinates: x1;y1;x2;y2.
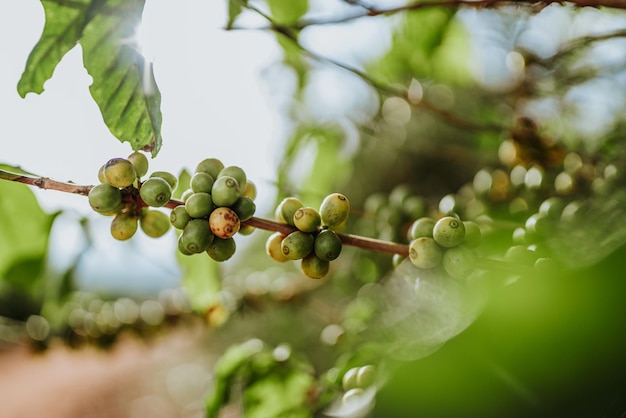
4;1;626;417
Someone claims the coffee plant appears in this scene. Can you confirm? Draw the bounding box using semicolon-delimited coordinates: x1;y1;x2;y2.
2;1;626;417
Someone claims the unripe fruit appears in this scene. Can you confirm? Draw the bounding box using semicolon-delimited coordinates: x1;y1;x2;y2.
140;177;172;207
181;188;194;202
104;158;137;188
110;213;138;241
293;207;321;233
342;388;365;405
190;172;215;194
266;232;288;262
342;367;359;391
356;365;375;388
209;207;240;239
281;230;314;260
88;183;123;213
218;166;247;190
170;206;191;229
277;197;303;226
150;171;177;189
241;180;257;200
180;219;214;254
97;165;107;183
301;253;329;279
314;229;342;262
185;192;214;218
442;246;476;280
230;196;256;222
433;216;466;248
177;235;194;256
320;193;350;229
196;158;224;179
211;176;240;207
409;237;443;269
206;237;236;261
408;217;436;240
238;224;255;235
127;151;149;178
140;209;170;238
462;221;482;248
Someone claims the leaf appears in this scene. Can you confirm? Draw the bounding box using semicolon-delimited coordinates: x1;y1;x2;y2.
80;0;162;155
177;248;222;314
18;0;163;156
172;168;191;200
226;0;245;30
244;370;315;418
17;0;93;97
267;0;308;26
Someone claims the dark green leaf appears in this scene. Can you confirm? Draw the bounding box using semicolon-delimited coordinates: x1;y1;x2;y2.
80;0;162;155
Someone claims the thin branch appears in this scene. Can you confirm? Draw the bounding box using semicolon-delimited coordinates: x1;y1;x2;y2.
0;169;92;196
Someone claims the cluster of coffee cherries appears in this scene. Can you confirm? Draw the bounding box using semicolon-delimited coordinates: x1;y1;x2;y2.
169;158;257;262
406;215;482;280
265;193;349;279
340;364;376;405
88;151;171;240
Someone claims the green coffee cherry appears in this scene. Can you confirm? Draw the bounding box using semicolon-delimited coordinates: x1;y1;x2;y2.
266;232;289;262
238;224;255;236
442;246;476;280
97;165;107;183
342;367;359;391
241;180;257;200
88;183;123;214
209;207;240;239
504;245;536;265
409;237;443;269
149;171;178;189
110;212;138;241
342;388;365;405
180;219;214;254
140;209;170;238
196;158;224;179
211;176;240;207
538;196;565;219
230;196;256;222
301;253;329;279
408;217;436;240
433;216;466;248
320;193;350;229
462;221;482;248
104;157;137;188
127;151;149;178
190;172;215;194
293;207;321;233
281;230;314;260
356;365;375;388
177;234;194;256
181;188;194;202
206;237;236;261
170;206;191;229
218;166;247;190
314;229;342;262
140;177;172;207
185;192;214;218
277;197;304;226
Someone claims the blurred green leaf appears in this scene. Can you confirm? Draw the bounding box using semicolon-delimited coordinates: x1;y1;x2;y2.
267;0;308;25
173;168;191;199
244;369;315;418
226;0;245;29
177;247;222;313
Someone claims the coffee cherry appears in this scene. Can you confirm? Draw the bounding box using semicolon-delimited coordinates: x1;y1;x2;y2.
177;235;194;256
196;158;225;179
218;166;247;190
266;232;289;262
356;365;375;388
181;188;194;202
140;209;170;238
320;193;350;229
180;219;214;254
277;197;303;227
104;158;137;188
150;171;177;189
408;217;436;240
293;207;321;233
230;196;256;222
140;177;172;207
97;165;107;183
209;207;240;239
342;367;359;391
127;151;149;178
462;221;482;248
301;253;329;279
170;206;191;230
241;180;257;200
88;183;123;214
185;192;214;219
442;246;476;280
211;176;240;207
433;216;466;248
281;230;314;260
206;237;236;261
190;172;215;194
409;237;443;269
238;224;255;236
313;229;342;262
110;212;138;241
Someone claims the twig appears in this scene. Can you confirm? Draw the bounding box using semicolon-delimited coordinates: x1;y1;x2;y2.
0;169;92;196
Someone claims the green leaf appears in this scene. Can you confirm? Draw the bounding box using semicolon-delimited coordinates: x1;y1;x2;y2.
19;0;163;156
80;0;162;155
17;0;93;97
226;0;245;30
172;169;191;200
267;0;308;25
177;248;222;313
